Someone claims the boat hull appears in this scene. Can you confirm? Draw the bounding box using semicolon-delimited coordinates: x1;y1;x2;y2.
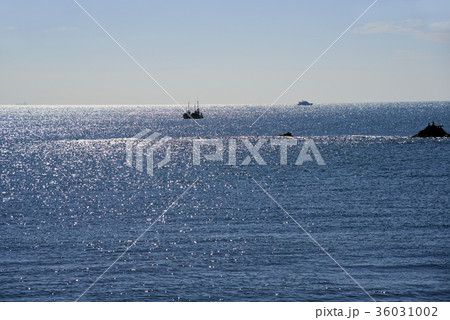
183;113;203;119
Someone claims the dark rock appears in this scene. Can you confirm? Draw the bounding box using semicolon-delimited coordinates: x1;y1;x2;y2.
412;122;450;138
277;132;293;137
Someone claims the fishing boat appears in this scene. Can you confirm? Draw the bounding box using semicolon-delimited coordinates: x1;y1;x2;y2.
183;101;204;119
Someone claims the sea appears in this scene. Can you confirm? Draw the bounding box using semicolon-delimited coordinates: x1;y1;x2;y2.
0;102;449;301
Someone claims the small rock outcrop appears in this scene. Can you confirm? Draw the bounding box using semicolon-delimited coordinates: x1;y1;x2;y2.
412;122;450;138
277;132;293;137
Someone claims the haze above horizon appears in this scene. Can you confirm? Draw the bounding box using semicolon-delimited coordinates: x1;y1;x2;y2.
1;0;450;105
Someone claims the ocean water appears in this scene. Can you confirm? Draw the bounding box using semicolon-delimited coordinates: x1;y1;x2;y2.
0;102;449;302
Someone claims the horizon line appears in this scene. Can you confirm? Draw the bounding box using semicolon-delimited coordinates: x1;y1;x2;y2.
2;99;450;107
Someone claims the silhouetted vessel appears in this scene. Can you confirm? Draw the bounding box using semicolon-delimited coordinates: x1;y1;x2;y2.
412;122;449;138
183;101;204;119
298;100;313;106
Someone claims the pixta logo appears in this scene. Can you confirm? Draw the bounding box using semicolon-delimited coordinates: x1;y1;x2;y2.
125;130;171;176
125;130;325;176
192;138;325;166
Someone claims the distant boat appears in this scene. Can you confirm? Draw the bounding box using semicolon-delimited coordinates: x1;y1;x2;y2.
183;101;204;119
297;100;313;106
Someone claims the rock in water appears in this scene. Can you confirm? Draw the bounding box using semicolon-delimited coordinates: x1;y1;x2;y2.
277;132;293;137
412;122;450;138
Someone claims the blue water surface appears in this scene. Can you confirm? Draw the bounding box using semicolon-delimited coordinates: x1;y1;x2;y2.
0;102;449;301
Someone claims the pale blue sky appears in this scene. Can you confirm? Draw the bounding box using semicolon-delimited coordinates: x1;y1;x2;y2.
1;0;450;105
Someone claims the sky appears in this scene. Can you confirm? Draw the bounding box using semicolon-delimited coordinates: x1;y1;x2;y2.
1;0;450;105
